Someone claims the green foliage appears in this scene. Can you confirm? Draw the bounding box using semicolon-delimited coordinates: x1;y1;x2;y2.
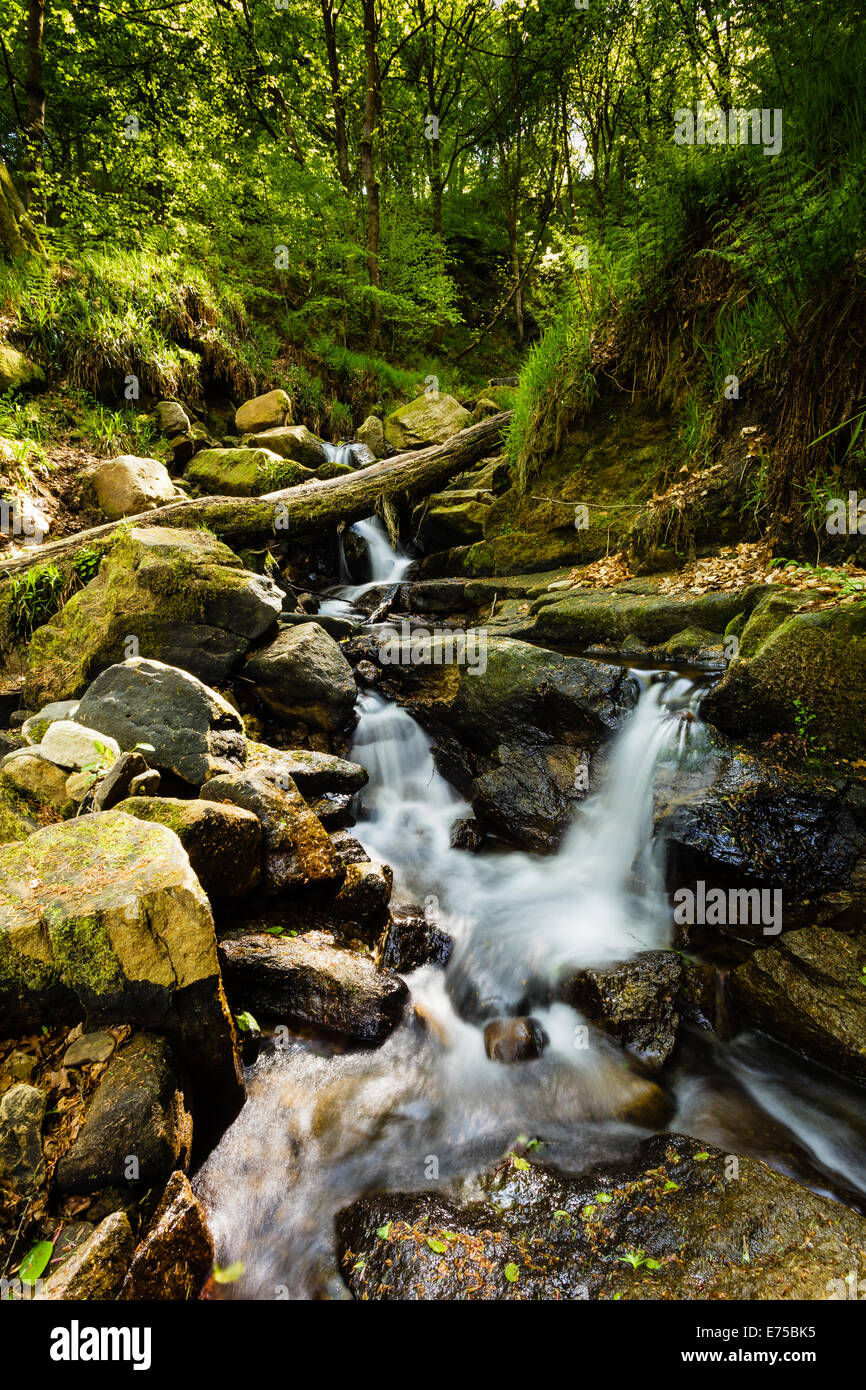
8;563;64;641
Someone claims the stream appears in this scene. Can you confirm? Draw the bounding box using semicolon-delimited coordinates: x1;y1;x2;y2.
195;518;866;1299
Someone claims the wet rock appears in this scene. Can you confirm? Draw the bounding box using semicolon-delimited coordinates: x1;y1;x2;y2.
330;831;371;867
450;817;485;852
91;454;180;519
483;1016;546;1063
115;795;262;900
219;929;409;1043
413;495;491;550
55;1033;192;1193
40;719;122;771
378;913;453;973
245;623;357;732
235;388;291;434
655;750;865;899
559;952;683;1068
246;743;367;796
331;861;392;943
23;526;283;702
200;767;341;893
39;1211;134;1300
91;749;149;811
76;658;247;787
337;1134;866;1300
703;597;866;756
0;1083;45;1192
357;415;385;458
385;393;471;449
355;659;380;686
63;1030;116;1067
305;792;355;828
730;927;866;1082
0;811;244;1140
120;1170;214;1301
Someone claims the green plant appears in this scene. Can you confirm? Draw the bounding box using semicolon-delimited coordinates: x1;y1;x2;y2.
617;1248;662;1272
8;563;64;640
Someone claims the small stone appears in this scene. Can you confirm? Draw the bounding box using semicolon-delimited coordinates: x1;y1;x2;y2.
92;750;149;812
0;1083;46;1191
62;1031;117;1067
120;1170;214;1301
235;389;291;434
483;1017;546;1063
378;913;453;973
450;817;485;852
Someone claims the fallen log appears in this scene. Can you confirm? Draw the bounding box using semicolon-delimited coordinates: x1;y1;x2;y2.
0;412;512;578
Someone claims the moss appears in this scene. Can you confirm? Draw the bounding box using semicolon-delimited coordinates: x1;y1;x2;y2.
43;906;121;997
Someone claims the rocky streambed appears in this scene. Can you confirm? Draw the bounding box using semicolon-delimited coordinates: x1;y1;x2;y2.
1;504;866;1301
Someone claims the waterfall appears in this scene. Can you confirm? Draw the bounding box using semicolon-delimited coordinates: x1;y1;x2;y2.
319;515;412;618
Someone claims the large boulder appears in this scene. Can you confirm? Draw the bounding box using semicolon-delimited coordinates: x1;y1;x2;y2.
75;658;247;787
337;1134;866;1300
91;455;180;519
243;425;327;468
115;796;261;900
384;394;471;450
559;951;683;1068
530;582;756;650
373;635;631;849
199;767;341;893
120;1170;214;1301
185;447;312;496
219;929;408;1043
246;743;367;797
654;744;865;901
730;927;866;1082
702;596;866;756
0;811;244;1138
234;388;291;434
245;623;357;732
23;526;283;703
54;1033;193;1192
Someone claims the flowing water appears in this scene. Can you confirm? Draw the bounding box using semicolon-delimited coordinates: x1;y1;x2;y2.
319;516;413;619
196;520;866;1298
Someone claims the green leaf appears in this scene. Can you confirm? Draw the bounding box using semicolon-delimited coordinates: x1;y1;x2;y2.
19;1241;53;1283
511;1155;530;1171
235;1011;259;1034
376;1222;392;1239
664;1180;680;1192
213;1261;245;1284
595;1192;612;1204
426;1236;448;1255
504;1263;519;1283
694;1152;710;1161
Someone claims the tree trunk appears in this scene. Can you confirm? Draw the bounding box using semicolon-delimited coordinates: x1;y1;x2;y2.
320;0;351;191
0;154;45;258
23;0;46;220
0;414;512;578
360;0;383;348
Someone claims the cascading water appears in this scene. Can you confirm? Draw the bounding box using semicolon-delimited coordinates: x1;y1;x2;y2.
195;519;866;1299
319;516;413;619
195;671;711;1298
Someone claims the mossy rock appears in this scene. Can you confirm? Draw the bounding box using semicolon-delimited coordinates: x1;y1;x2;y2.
22;525;282;705
0;810;244;1137
185;448;313;497
530;585;756;648
703;598;866;754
